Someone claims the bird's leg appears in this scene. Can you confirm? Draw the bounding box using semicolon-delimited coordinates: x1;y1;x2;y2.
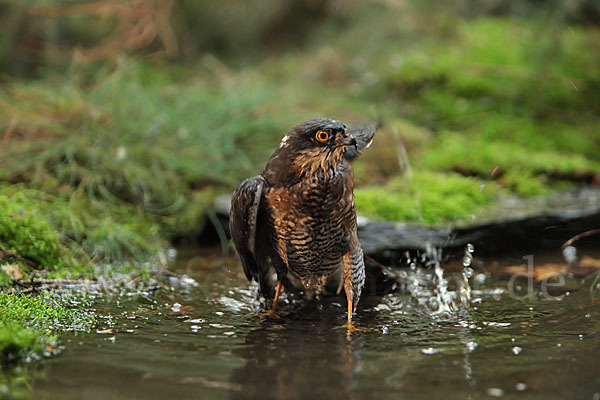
345;283;354;324
258;281;282;319
334;252;364;333
334;283;362;333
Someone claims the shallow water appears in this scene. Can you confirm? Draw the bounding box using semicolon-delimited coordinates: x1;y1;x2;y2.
17;249;600;399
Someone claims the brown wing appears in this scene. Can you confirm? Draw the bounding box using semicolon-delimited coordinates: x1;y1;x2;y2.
344;122;379;161
229;175;266;281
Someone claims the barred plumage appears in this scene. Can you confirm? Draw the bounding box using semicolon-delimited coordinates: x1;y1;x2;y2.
229;118;377;326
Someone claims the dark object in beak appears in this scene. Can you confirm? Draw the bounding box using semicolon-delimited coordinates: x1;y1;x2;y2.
342;128;357;148
344;134;357;148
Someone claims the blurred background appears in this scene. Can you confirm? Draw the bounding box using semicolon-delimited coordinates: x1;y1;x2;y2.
0;0;599;265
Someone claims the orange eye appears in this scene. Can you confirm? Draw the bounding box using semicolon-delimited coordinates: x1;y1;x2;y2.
316;130;329;142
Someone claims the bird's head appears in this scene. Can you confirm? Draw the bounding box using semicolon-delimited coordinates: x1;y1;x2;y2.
284;117;357;150
263;117;376;185
282;118;356;176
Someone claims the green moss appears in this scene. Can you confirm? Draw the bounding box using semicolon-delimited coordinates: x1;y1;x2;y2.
0;185;164;275
418;132;600;180
0;323;41;365
166;188;217;237
419;132;598;175
382;18;600;119
499;169;551;197
0;194;64;270
371;17;600;193
355;171;500;225
0;292;95;364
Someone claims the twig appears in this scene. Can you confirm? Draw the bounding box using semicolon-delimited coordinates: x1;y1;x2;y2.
29;279;97;285
9;278;99;295
12;285;73;295
11;279;28;288
561;228;600;249
365;255;404;281
0;250;18;260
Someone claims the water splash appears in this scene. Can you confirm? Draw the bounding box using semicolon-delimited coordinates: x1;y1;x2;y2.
459;244;475;307
397;243;475;316
431;247;454;315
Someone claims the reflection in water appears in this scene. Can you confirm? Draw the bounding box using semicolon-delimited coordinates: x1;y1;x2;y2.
230;312;366;400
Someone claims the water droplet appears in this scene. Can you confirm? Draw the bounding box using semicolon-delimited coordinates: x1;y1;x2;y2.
486;388;504;397
166;248;177;263
421;347;441;355
467;243;475;253
462;254;473;267
557;343;562;347
562;245;577;264
512;346;522;355
483;321;511;327
223;331;236;336
465;341;478;351
463;267;474;278
184;318;205;324
374;304;391;312
209;323;234;329
515;383;527;391
478;182;485;191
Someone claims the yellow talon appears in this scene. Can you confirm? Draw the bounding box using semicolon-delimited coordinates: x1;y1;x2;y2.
257;309;281;319
333;321;366;334
256;281;283;319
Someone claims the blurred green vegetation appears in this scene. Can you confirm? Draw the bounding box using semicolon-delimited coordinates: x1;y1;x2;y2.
0;0;599;272
355;171;501;224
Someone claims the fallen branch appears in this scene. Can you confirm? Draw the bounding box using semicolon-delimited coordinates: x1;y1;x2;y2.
9;285;74;295
561;228;600;249
5;278;99;295
28;279;97;285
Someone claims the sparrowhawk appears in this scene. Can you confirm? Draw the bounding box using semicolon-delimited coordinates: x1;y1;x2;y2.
230;118;376;328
